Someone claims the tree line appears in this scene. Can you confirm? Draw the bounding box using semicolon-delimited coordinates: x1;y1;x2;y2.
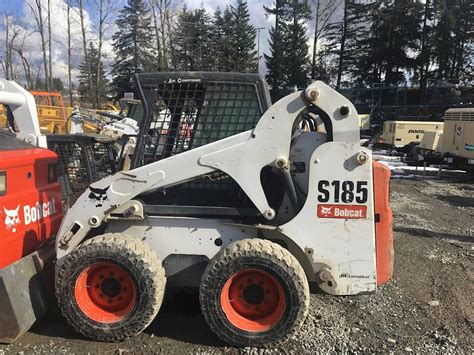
1;0;472;106
110;0;258;98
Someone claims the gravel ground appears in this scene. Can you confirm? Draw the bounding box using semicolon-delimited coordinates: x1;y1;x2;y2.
1;175;473;354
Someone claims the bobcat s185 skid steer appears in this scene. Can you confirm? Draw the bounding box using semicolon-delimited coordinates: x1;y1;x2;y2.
54;75;393;347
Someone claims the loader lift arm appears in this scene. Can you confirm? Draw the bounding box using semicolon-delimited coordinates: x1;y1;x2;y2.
0;79;47;147
56;80;359;259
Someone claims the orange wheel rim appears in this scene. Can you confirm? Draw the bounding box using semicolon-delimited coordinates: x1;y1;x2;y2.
220;268;286;332
74;262;136;323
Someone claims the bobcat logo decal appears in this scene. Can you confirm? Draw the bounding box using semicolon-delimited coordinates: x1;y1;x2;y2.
3;205;21;232
320;206;332;216
88;186;109;207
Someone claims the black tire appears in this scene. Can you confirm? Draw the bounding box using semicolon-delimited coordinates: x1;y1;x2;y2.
406;145;427;167
56;233;166;341
199;238;310;347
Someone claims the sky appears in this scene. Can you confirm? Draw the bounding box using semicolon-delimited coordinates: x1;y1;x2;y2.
0;0;340;85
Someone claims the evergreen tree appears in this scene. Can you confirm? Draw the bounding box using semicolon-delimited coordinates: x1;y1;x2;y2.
78;42;108;106
111;0;156;98
432;0;473;82
52;78;65;92
228;0;257;72
372;0;423;85
343;1;373;85
415;0;435;94
211;7;233;71
265;0;311;100
172;6;213;71
323;1;374;87
284;0;311;90
325;1;423;86
264;0;288;100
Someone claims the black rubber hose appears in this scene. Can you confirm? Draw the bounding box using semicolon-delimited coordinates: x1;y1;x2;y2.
280;167;299;212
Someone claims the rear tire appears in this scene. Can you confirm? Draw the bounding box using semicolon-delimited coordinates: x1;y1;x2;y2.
56;233;165;342
199;238;309;347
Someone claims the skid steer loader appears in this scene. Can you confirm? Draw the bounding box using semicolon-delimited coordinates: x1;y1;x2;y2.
0;80;63;343
54;74;393;347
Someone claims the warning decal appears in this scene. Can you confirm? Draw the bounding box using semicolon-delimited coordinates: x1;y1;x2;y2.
317;204;367;219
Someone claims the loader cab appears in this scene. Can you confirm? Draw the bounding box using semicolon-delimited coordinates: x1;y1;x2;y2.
128;72;273;167
0;129;63;269
120;72;338;222
128;72;283;213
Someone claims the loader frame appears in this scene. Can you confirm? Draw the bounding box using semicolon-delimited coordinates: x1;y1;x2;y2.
56;79;383;295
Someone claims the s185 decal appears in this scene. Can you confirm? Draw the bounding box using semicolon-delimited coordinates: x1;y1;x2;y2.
317;180;368;204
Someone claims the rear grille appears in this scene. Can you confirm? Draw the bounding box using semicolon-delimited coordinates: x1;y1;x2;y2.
445;112;461;120
47;138;116;204
445;110;474;121
48;142;90;201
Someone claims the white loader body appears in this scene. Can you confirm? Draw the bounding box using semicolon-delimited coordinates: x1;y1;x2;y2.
56;81;386;296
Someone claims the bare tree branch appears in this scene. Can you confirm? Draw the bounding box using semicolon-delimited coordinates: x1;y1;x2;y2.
27;0;50;90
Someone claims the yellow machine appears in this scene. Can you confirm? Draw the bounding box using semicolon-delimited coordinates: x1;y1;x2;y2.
380;120;444;147
0;91;103;134
405;108;474;170
440;108;474;159
0;91;71;133
419;130;444;151
0;103;76;133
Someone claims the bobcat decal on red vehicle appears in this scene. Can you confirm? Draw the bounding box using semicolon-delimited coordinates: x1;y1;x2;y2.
3;205;21;232
2;198;58;233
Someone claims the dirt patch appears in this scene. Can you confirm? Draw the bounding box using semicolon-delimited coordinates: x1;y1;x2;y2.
1;178;473;353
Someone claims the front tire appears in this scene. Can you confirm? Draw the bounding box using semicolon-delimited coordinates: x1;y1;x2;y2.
56;233;165;341
199;239;309;347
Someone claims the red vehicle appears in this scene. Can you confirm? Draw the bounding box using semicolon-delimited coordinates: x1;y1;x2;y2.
0;80;64;343
0;132;63;269
0;131;63;343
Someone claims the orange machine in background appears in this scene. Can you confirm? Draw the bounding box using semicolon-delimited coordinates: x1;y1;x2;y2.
0;91;72;133
29;91;65;107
